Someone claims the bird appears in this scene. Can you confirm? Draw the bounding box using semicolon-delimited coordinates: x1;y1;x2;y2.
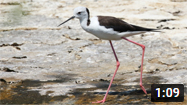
58;6;158;103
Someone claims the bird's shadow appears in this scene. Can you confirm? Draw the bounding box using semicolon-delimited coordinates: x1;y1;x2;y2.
70;75;165;97
93;89;151;96
67;75;166;104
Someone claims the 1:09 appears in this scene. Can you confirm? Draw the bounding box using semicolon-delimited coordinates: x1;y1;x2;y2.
156;88;180;97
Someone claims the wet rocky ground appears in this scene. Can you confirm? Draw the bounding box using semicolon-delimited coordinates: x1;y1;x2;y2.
0;0;187;104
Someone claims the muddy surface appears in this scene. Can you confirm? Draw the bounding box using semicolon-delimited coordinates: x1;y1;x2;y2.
0;0;187;104
0;73;187;104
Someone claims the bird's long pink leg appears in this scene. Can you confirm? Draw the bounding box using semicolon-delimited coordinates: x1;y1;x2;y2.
92;40;120;103
122;37;147;95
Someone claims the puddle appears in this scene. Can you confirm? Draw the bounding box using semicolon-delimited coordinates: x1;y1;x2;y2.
0;75;186;104
0;80;68;104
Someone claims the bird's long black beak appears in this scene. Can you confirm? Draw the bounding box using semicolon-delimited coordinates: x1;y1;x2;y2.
58;16;75;27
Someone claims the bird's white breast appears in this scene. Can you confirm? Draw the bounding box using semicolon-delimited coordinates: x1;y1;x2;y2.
81;16;123;40
80;16;145;40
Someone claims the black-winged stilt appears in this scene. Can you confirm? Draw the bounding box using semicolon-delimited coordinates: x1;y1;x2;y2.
58;7;158;103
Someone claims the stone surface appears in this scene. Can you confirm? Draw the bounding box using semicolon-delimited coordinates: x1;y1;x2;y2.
0;0;187;104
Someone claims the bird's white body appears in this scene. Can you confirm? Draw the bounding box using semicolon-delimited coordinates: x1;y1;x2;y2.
80;16;145;40
69;7;150;40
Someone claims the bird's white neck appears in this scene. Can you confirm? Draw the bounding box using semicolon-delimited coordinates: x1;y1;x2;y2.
79;17;90;30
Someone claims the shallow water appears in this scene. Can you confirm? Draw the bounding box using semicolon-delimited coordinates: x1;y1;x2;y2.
0;76;186;104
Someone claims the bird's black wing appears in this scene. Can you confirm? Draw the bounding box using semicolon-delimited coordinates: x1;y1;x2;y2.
98;16;157;33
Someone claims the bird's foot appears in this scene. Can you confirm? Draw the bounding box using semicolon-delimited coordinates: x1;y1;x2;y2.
92;99;105;103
